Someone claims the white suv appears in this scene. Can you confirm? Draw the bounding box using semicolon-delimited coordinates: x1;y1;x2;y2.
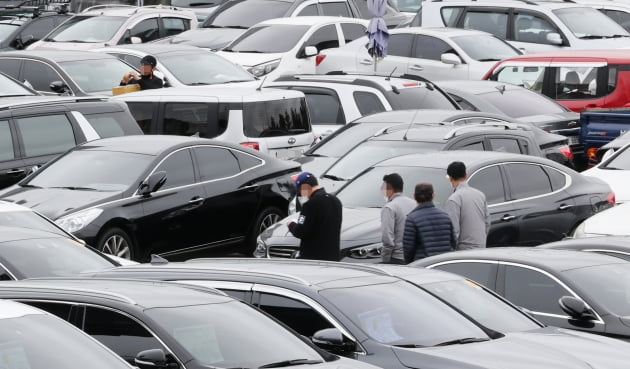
416;0;630;53
28;5;198;50
114;86;314;160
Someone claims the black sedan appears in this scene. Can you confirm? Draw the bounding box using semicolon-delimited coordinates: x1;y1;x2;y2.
413;248;630;341
257;150;613;261
538;236;630;261
0;135;299;261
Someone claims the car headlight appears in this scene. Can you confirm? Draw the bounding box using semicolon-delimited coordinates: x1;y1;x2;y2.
55;208;103;234
347;243;382;259
253;235;268;258
248;60;280;77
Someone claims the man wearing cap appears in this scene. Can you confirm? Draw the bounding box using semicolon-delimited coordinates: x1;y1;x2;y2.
287;172;342;261
120;55;163;90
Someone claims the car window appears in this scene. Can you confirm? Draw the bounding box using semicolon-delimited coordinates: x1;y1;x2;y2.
448;93;478;111
204;0;292;28
59;59;134;93
0;264;13;280
163;102;215;137
232;150;262;171
414;35;454;61
23;301;72;321
450;34;518;62
441;7;463;27
504;163;552;199
353;91;386;116
126;18;160;43
305;93;345;125
154;148;195;190
602;9;630;33
304;24;339;51
0;58;21;79
0;120;14;161
504;265;569;315
19;17;55;40
83;306;165;364
493;65;546;93
554;66;602;100
162;17;188;37
46;15;126;42
257;292;335;338
458;140;484;151
387;33;413;57
468;165;506;205
553;7;627;39
432;262;496;288
83;112;141;138
480;89;567;118
159;51;254;85
340;23;366;43
320;2;351;17
462;10;508;39
489;138;522;154
15;114;76;157
228;24;310;53
513;12;559;45
121;54;142;67
297;4;318;16
242;98;310;138
545;167;566;191
22;60;63;92
125;102;154;132
194;146;240;181
384;85;458;110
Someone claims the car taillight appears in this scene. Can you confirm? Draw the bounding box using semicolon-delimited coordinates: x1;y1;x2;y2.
240;142;260;151
315;54;326;66
558;145;573;159
586;147;598;160
607;192;616;204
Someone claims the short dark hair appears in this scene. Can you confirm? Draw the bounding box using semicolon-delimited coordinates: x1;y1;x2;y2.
383;173;404;192
447;161;467;180
140;55;157;67
414;182;434;203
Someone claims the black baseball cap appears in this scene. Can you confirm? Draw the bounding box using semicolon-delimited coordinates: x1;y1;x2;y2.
140;55;157;67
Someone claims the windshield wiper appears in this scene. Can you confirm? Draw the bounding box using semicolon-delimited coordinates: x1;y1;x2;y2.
188;82;211;85
393;344;426;348
19;183;41;188
51;186;98;191
609;34;630;38
258;359;322;369
579;35;606;39
237;50;265;53
434;337;490;346
477;58;500;62
322;174;346;181
601;166;623;170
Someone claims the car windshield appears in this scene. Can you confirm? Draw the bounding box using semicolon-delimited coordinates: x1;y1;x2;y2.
307;122;393;157
478;89;567;118
26;150;153;192
554;7;629;39
419;279;541;333
159;51;254;84
145;301;323;367
319;280;489;346
204;0;292;28
600;144;630;170
451;35;519;62
0;210;67;237
226;24;310;53
45;15;126;42
564;264;630;317
325;140;442;181
0;313;131;369
59;58;135;93
337;166;451;208
0;234;116;279
0;73;35;96
396;0;421;13
0;22;22;43
385;85;458;110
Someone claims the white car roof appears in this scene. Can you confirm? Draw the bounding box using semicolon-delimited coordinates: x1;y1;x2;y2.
0;200;31;213
0;300;45;319
424;0;598;11
82;6;195;17
256;16;368;27
398;26;493;37
114;85;305;101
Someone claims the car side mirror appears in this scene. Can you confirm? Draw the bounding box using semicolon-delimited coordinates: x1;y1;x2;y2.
441;53;462;66
312;328;354;355
130;36;143;44
546;32;563;45
140;171;167;196
559;296;597;321
135;349;174;369
50;80;71;95
303;46;318;58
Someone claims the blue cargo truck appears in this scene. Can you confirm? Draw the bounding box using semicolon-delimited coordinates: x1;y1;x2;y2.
580;108;630;164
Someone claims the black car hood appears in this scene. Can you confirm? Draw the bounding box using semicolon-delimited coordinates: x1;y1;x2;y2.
0;187;123;220
391;327;630;369
169;28;245;49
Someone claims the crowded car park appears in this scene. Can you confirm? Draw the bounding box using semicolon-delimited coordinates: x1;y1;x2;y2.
5;0;630;367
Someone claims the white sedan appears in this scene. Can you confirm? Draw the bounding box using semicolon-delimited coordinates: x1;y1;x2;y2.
316;27;521;80
583;141;630;203
217;16;368;79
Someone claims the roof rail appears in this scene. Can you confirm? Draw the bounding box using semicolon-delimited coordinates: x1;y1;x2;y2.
443;122;518;140
0;283;137;304
81;4;136;12
372;121;449;137
323;70;433;84
0;96;107;111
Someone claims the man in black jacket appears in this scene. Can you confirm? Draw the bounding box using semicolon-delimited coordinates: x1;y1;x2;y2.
120;55;163;90
287;172;342;261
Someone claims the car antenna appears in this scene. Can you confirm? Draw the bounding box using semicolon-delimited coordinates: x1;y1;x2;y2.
386;67;400;94
495;84;506;94
256;75;268;91
385;66;398;81
150;254;169;265
402;108;422;141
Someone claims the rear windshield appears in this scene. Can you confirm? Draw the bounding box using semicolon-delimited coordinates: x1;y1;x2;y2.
226;24;310;53
243;97;311;138
203;0;292;28
479;89;567;118
386;85;458;110
82;111;143;138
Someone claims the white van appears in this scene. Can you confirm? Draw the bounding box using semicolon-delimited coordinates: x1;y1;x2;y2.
113;86;314;160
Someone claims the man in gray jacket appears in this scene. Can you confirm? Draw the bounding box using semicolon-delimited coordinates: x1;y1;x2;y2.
380;173;416;264
444;161;490;249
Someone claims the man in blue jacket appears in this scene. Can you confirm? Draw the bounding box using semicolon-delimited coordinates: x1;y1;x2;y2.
403;182;455;263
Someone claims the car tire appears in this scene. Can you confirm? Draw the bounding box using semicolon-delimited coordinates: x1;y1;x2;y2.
246;206;285;252
97;227;136;260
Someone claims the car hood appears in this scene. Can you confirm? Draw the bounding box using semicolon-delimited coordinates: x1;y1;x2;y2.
28;40;106;51
392;327;630;369
293;156;338;177
169;28;245;49
517;112;579;128
216;51;283;67
0;187;123;220
583;167;630;203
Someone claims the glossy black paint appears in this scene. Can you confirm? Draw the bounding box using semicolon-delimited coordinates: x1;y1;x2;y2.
0;136;300;260
538;236;630;261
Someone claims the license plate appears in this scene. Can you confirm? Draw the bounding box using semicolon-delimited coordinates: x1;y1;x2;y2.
568;135;579;145
274;148;303;160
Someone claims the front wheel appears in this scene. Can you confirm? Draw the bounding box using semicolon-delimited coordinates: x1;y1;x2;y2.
245;207;285;253
97;227;136;260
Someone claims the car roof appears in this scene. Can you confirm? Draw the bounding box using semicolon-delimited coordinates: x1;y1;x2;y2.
116;85;304;99
418;247;627;272
436;80;523;95
355;109;511;124
376;149;541;169
0;96;109;110
81;6;192;16
272;73;433;91
0;278;231;308
78;135;242;156
399;26;492;37
257;16;366;26
95;43;208;55
538;236;630;251
370;121;523;142
493;49;630;64
0;50;119;62
0;226;67;243
425;0;595;10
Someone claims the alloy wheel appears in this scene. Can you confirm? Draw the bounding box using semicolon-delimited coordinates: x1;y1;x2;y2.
102;234;131;259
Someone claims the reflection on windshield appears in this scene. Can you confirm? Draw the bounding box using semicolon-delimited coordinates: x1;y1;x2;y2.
308;123;392;157
145;301;322;367
60;59;135;93
227;25;309;53
554;7;628;38
564;264;630;317
160;52;253;85
452;35;519;61
207;0;291;28
46;15;126;42
319;280;488;346
481;89;566;118
0;211;66;237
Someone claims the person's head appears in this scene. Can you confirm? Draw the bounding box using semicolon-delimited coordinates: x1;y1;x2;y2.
139;55;157;76
381;173;404;199
446;161;467;187
414;182;434;203
295;172;319;199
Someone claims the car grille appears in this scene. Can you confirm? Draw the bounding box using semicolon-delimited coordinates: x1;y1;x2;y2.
268;245;299;258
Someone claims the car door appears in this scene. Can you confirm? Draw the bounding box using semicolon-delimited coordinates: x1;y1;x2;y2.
0;119;29;190
467;164;518;246
497;263;605;335
511;11;565;53
502;162;576;245
20;59;66;95
138;147;206;256
356;33;413;74
410;34;469;80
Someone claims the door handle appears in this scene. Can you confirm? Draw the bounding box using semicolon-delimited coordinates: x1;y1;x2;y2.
558;204;573;210
410;65;424;71
188;196;204;205
501;214;516;221
6;169;25;175
359;59;373;65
